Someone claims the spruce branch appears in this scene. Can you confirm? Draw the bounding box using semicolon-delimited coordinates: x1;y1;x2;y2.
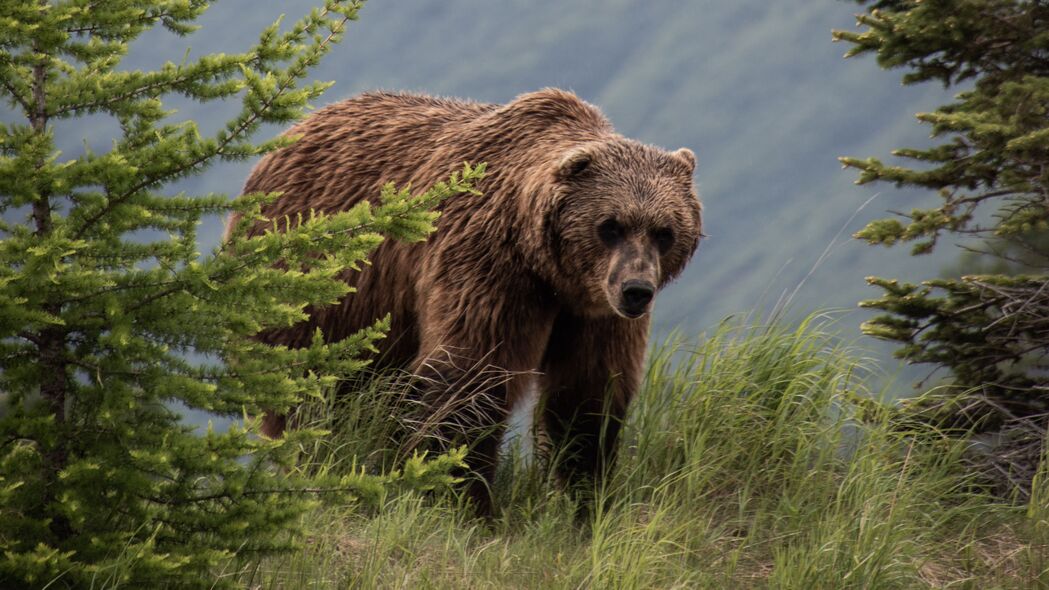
68;3;360;242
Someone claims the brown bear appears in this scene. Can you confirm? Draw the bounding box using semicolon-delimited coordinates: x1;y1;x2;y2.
228;88;703;514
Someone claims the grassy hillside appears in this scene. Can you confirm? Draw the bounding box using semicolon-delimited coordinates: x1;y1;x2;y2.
28;0;966;386
226;316;1048;589
8;4;1045;587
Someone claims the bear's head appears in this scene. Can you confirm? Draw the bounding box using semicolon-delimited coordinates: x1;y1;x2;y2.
541;138;702;319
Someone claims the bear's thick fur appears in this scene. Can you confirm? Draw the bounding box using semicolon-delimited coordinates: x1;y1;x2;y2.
230;89;703;513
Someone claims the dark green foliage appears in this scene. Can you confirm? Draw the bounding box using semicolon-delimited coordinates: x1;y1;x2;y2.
834;0;1049;494
0;1;478;587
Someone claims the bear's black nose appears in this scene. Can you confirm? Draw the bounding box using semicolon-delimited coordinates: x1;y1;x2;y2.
621;280;655;316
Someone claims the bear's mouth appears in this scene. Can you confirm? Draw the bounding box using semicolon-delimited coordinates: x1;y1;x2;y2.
616;305;649;320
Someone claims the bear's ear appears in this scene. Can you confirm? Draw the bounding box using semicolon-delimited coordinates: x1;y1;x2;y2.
671;147;696;174
555;146;596;181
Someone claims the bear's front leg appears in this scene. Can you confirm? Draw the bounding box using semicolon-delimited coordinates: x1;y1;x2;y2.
540;310;648;499
411;278;556;517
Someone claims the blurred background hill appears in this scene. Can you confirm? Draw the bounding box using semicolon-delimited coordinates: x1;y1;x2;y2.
35;0;963;390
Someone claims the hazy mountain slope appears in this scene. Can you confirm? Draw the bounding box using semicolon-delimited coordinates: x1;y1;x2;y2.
27;1;964;380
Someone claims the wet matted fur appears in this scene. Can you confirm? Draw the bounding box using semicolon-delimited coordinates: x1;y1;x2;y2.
228;88;703;515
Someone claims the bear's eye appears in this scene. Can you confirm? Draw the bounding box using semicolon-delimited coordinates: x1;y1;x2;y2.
651;227;674;254
597;218;624;246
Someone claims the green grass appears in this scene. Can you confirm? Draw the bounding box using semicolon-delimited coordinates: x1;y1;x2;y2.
230;315;1047;589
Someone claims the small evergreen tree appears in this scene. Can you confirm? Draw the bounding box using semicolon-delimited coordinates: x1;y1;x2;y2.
835;0;1049;494
0;1;477;586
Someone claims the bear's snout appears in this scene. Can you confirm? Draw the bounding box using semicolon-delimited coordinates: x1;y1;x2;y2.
620;280;655;318
603;234;661;319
